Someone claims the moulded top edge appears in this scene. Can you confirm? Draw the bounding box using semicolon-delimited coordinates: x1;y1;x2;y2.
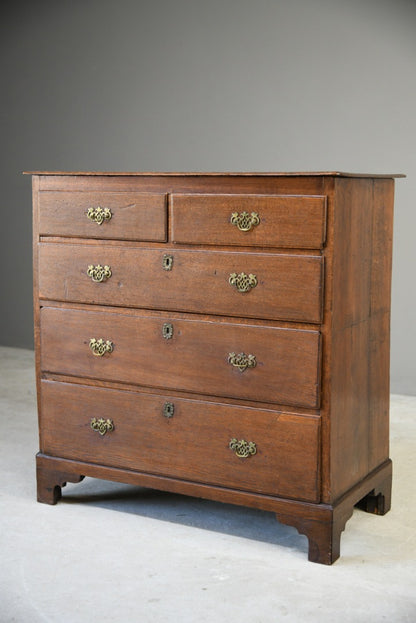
22;171;406;178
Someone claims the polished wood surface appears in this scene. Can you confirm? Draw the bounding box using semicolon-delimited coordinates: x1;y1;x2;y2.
41;380;321;501
25;170;405;177
171;194;327;248
38;191;167;241
38;243;324;323
326;177;394;500
31;171;399;564
40;306;321;407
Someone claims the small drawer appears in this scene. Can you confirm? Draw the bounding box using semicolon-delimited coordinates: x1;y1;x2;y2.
40;380;321;502
171;194;327;248
38;243;324;323
40;307;321;408
38;191;167;241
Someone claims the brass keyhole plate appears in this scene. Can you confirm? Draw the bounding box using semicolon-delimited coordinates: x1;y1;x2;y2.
162;323;174;339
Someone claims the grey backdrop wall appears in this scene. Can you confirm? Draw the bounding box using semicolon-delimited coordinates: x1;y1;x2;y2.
1;0;415;394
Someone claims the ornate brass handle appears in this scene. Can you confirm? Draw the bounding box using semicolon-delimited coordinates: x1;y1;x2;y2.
87;207;112;224
229;272;257;293
230;211;260;232
229;438;257;458
228;352;256;372
87;264;112;283
90;418;114;435
89;338;113;356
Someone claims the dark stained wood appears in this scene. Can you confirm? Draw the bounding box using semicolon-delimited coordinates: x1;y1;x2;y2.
30;171;400;564
25;171;405;177
355;470;392;515
38;243;324;323
32;176;42;424
42;371;321;416
40;307;321;408
314;177;335;503
39;191;167;241
275;501;353;565
35;452;391;565
327;177;394;501
36;462;84;504
171;194;327;249
367;179;394;472
40;380;321;502
36;174;327;195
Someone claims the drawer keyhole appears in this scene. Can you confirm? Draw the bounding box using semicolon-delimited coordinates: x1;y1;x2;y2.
162;322;174;340
163;402;175;418
162;254;173;271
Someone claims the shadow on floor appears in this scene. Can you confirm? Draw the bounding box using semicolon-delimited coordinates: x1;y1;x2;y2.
61;477;308;553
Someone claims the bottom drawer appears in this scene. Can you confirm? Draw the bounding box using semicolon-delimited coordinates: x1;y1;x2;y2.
40;380;321;503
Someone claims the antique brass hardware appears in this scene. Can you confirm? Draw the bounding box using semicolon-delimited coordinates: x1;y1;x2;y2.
162;323;174;340
230;211;260;232
229;272;257;293
163;402;175;418
162;254;173;271
90;417;114;436
87;264;112;283
89;338;114;357
228;352;256;372
87;206;112;225
229;438;257;458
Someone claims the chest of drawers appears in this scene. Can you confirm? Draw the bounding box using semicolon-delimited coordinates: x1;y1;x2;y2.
30;171;401;564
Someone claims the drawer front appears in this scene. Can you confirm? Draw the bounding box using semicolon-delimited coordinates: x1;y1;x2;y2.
38;191;167;241
39;243;323;323
40;307;321;408
171;194;327;248
40;380;321;502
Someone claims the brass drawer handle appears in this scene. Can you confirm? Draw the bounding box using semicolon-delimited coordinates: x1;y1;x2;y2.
228;352;256;372
87;207;112;224
90;417;114;435
229;438;257;458
229;272;257;293
87;264;112;283
89;338;113;356
230;211;260;232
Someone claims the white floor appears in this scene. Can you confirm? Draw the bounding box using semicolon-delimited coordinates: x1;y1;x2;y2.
0;346;415;622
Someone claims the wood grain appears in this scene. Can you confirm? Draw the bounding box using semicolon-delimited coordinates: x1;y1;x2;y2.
171;193;327;248
40;380;321;502
25;170;404;177
38;243;324;323
36;174;326;195
327;177;394;500
39;191;167;241
40;306;321;408
35;452;392;565
31;170;400;564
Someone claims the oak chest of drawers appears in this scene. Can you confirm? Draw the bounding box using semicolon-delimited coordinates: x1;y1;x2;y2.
30;171;401;564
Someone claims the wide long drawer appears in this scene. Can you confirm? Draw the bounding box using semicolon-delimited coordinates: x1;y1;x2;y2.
171;193;327;248
38;243;324;323
40;307;321;408
38;191;167;241
40;380;321;502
